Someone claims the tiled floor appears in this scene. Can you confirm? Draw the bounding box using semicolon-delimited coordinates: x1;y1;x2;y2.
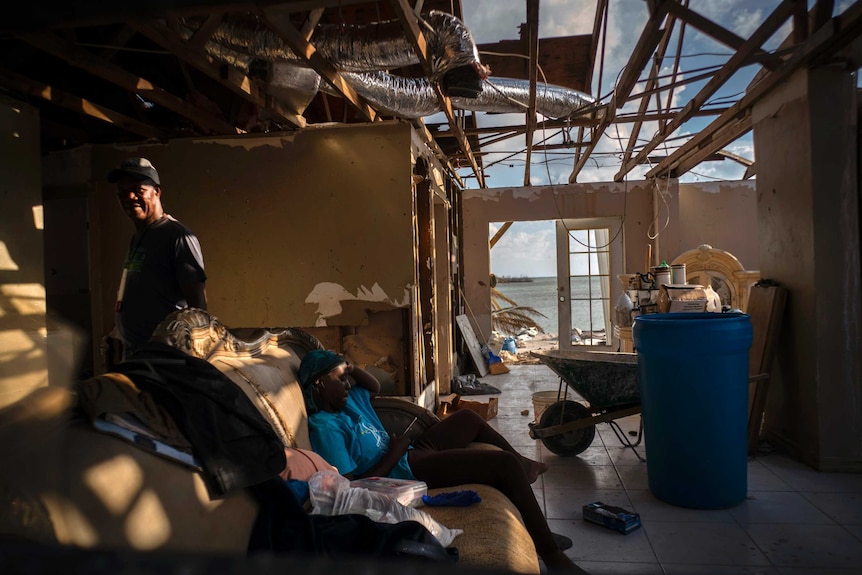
480;363;862;575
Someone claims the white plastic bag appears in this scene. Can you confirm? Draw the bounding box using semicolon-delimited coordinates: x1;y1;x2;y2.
308;470;462;547
704;285;722;312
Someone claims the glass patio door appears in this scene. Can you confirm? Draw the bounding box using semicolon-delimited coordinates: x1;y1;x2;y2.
556;218;623;350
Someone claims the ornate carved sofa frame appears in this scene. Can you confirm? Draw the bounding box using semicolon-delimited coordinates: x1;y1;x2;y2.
0;309;539;573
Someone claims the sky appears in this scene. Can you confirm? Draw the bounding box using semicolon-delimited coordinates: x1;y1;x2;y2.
445;0;854;277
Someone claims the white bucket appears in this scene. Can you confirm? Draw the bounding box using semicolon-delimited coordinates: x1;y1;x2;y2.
532;390;571;424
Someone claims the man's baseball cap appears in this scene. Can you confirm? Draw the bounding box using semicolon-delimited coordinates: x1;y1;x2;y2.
107;157;160;186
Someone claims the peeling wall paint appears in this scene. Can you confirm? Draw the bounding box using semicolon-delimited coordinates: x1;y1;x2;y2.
461;182;631;202
681;181;756;195
305;281;411;326
190;134;297;150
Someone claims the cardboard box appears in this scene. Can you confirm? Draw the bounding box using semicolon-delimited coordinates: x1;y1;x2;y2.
657;284;708;313
582;501;642;534
437;394;499;421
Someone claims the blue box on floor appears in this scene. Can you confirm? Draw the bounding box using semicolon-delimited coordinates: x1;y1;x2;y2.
582;501;641;534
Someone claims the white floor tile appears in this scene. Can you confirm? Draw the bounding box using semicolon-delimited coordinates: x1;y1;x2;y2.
548;517;658;563
480;364;862;574
729;491;837;525
627;489;736;523
746;523;862;568
799;491;862;525
645;521;770;565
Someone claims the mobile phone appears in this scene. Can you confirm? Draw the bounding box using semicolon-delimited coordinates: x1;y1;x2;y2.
403;416;419;435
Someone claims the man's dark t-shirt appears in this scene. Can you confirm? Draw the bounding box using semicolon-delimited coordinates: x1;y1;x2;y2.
117;215;206;354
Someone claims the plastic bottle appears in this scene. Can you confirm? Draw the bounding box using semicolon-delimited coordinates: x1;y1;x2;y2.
614;292;634;327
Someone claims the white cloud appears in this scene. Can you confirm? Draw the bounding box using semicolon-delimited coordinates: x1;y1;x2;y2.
490;221;557;277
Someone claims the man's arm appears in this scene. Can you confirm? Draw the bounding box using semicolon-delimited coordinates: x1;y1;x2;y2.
181;280;207;310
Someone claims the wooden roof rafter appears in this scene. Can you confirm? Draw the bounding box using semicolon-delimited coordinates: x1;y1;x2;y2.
573;0;608;172
617;0;799;182
618;10;679;177
522;0;540;187
665;1;782;69
389;0;486;188
568;0;672;183
18;31;242;135
0;66;168;139
130;19;307;129
259;6;378;122
645;0;862;180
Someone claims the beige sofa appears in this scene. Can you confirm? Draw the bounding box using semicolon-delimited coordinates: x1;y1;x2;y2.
0;309;539;573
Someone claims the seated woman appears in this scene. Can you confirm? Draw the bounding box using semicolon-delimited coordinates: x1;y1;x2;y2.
299;349;587;574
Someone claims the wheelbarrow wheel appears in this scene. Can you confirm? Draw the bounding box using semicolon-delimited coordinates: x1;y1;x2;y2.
538;400;596;456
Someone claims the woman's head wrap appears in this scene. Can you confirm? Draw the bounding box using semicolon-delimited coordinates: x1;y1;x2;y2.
298;349;346;414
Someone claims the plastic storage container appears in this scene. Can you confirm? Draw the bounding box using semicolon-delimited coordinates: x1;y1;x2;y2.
633;312;753;509
349;477;428;507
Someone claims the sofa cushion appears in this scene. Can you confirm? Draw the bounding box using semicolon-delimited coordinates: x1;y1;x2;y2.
424;483;539;574
211;349;312;450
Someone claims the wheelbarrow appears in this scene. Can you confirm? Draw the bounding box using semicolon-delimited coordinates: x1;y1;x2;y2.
528;349;643;457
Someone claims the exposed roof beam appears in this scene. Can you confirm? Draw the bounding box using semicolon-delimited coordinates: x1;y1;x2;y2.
585;0;607;92
617;0;797;181
619;13;678;176
389;0;486;188
646;1;862;179
666;2;782;69
489;222;513;249
716;149;755;168
523;0;540;187
300;8;325;39
186;13;224;51
0;67;167;139
568;0;672;183
131;20;306;128
412;119;465;189
260;8;378;123
18;31;241;135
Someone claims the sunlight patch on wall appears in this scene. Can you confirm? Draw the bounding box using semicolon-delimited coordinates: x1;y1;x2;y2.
0;242;19;271
32;204;44;230
1;283;47;315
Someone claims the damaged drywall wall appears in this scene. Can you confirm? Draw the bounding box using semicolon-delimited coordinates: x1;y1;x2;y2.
78;121;417;336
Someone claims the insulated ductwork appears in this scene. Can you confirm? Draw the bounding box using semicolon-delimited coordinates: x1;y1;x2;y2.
183;11;488;82
188;10;594;120
311;70;594;120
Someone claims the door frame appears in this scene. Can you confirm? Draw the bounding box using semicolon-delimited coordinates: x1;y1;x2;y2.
555;217;624;350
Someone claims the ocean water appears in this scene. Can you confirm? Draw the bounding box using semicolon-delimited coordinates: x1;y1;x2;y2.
493;276;607;336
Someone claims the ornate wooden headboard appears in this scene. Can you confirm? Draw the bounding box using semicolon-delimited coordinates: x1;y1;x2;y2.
150;308;323;361
671;244;761;311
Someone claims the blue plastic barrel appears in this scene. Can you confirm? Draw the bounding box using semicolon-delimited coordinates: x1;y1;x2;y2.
633;312;753;509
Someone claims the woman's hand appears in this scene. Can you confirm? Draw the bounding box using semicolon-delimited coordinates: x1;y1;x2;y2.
347;362;381;395
387;433;411;456
356;432;410;479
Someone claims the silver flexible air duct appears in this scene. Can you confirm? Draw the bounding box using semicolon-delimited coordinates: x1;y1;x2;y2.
184;11;486;80
465;77;595;119
315;71;594;119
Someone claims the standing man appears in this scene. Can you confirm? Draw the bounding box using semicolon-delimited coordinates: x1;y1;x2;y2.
108;157;207;361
